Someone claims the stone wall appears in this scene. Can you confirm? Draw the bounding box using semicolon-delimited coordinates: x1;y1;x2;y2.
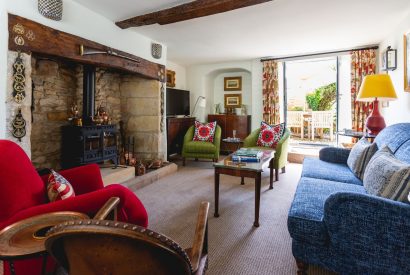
6;50;165;169
31;57;78;169
120;76;165;160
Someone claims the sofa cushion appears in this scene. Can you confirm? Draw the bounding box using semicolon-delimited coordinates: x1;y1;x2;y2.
184;141;216;154
288;177;366;245
47;170;76;202
374;123;410;153
394;139;410;164
256;122;285;148
363;146;410;202
302;158;363;185
347;138;378;180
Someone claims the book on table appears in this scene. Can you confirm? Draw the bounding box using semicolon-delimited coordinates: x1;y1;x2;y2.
232;148;263;162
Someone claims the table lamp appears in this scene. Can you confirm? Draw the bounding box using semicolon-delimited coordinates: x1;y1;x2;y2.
356;74;397;135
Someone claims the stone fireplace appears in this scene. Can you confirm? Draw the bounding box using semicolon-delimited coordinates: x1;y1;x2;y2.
6;51;166;169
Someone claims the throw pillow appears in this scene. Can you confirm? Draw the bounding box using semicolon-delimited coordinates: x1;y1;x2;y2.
47;170;75;202
363;146;410;202
347;137;378;180
256;122;285;148
193;121;217;142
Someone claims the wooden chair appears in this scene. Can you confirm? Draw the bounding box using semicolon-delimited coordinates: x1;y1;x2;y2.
310;111;334;141
45;201;210;275
287;111;304;138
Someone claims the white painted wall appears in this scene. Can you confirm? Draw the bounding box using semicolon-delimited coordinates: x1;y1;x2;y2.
379;10;410;124
0;1;7;138
213;72;252;115
166;61;187;90
187;60;264;129
0;0;166;139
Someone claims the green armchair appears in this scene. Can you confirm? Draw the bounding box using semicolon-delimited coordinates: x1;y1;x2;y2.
182;125;221;166
243;128;290;181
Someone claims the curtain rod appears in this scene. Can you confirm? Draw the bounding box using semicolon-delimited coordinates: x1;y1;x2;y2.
260;45;379;62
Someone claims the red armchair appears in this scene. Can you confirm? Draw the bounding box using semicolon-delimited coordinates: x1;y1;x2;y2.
0;140;148;275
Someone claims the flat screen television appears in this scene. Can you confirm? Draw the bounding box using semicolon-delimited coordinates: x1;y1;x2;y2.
166;88;190;117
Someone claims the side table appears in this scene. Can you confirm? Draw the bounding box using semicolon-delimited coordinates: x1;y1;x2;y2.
0;211;88;275
221;138;243;153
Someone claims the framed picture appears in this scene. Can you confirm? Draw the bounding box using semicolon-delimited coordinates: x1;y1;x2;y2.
224;93;242;108
404;33;410;92
224;77;242;91
166;69;176;88
382;46;397;71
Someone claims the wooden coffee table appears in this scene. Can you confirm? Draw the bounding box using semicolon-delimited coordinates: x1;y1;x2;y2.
213;150;275;227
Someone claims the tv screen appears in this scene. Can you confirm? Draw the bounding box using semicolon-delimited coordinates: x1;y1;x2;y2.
166;88;190;116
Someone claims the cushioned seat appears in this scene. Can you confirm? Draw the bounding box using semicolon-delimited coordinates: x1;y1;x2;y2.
184;141;217;154
301;158;363;186
288;177;366;245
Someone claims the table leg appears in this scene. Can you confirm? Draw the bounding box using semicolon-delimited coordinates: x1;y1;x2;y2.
269;159;274;189
214;169;220;217
241;177;245;185
254;172;261;227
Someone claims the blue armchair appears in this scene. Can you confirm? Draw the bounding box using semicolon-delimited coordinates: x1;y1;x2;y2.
288;123;410;274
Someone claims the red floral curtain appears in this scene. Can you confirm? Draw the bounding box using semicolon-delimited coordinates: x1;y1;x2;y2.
262;60;280;124
351;49;376;132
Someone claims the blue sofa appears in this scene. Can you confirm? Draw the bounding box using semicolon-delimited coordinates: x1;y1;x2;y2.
288;123;410;274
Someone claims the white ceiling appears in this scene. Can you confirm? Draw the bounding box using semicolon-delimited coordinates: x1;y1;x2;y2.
74;0;410;66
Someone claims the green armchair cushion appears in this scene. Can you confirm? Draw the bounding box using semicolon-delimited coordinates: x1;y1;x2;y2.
184;141;217;154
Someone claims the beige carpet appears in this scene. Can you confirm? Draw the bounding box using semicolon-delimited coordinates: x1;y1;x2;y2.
135;161;335;275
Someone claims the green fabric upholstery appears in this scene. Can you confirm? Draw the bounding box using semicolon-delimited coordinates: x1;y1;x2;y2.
243;128;290;179
182;125;221;164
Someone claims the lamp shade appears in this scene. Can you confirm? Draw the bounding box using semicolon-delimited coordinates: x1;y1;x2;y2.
356;74;397;102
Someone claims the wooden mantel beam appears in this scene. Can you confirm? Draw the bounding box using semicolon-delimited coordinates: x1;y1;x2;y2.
116;0;272;29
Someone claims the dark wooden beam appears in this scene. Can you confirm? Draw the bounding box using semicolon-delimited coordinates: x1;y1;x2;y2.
8;14;165;81
116;0;272;29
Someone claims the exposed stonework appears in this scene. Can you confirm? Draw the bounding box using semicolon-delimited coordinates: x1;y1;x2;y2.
120;76;165;160
31;57;78;169
6;51;165;169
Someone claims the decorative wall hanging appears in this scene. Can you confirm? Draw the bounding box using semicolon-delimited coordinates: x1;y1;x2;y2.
14;35;25;46
12;51;26;103
160;83;165;132
12;23;25;34
404;33;410;92
382;46;397;71
26;30;36;41
12;108;26;141
224;77;242;91
166;70;176;87
151;43;162;59
38;0;63;21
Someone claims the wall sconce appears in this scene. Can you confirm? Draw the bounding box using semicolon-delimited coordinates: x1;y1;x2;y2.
382;46;397;71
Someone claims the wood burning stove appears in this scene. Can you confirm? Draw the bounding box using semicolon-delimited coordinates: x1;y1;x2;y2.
61;65;118;168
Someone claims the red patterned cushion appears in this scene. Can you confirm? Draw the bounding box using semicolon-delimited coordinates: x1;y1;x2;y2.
256;122;285;148
47;170;76;202
193;121;217;142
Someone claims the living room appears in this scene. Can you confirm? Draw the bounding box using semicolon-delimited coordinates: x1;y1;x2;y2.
0;0;410;275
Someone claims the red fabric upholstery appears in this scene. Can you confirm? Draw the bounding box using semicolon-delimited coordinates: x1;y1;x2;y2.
0;140;148;275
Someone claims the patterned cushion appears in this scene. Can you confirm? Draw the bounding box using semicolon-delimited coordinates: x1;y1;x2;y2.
47;170;75;202
347;138;378;180
193;121;217;143
363;146;410;202
256;122;285;148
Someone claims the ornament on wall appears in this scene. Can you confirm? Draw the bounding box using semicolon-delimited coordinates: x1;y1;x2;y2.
160;82;165;132
12;108;27;142
14;35;25;46
151;43;162;59
12;51;26;103
26;30;36;41
12;24;25;34
38;0;63;21
158;67;165;83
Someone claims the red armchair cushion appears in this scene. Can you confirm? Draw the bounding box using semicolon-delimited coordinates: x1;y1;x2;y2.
256;122;285;148
47;170;76;201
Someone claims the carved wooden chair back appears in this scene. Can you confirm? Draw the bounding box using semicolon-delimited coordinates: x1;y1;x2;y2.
45;201;210;275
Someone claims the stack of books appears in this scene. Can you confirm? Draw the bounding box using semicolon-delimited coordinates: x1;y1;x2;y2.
232;148;263;163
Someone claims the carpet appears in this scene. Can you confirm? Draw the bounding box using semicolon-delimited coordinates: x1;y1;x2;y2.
135;161;335;275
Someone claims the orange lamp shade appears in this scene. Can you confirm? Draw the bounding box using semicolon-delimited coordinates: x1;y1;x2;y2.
356;74;397;102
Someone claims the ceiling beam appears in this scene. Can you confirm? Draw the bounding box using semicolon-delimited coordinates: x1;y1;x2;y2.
116;0;272;29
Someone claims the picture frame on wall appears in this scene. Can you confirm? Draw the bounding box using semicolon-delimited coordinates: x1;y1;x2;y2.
224;93;242;108
224;77;242;91
382;46;397;71
404;33;410;92
166;69;176;88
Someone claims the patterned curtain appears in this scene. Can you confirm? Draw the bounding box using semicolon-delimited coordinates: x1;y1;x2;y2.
262;60;280;124
351;49;376;132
